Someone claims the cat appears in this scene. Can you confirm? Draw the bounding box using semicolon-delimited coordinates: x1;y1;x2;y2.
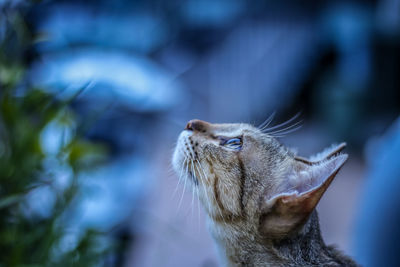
172;119;359;267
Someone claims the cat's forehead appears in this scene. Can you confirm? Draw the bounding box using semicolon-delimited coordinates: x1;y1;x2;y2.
211;122;259;137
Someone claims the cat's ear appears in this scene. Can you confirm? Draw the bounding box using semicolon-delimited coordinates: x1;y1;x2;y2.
260;146;347;239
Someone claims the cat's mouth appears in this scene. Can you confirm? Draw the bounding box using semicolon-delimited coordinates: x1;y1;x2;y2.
172;130;202;186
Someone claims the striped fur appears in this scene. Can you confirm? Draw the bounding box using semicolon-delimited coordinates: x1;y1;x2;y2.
172;120;358;267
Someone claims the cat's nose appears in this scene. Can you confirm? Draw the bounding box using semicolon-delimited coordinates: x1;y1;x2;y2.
185;119;209;133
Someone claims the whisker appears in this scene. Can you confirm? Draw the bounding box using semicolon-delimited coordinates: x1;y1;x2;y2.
172;149;190;195
195;159;213;217
177;158;190;213
258;111;276;130
172;157;187;198
190;161;196;218
192;161;201;232
263;112;301;133
196;185;201;232
200;183;215;219
268;124;303;137
267;120;303;135
195;159;207;183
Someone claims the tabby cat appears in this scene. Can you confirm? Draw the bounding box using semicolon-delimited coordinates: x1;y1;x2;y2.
172;119;359;267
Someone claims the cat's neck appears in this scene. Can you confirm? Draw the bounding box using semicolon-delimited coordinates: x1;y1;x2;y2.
209;211;358;267
269;212;359;266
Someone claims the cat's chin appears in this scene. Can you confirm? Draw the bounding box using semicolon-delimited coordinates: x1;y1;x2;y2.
172;130;192;174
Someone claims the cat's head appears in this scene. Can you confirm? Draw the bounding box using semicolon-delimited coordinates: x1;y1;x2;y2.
172;119;347;239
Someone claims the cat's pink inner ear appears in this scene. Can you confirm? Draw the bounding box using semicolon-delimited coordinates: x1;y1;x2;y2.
260;154;348;238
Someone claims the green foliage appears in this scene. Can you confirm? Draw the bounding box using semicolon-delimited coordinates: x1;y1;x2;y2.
0;89;112;266
0;2;114;266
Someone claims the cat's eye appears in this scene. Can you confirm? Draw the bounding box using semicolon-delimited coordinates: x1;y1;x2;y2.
220;137;242;151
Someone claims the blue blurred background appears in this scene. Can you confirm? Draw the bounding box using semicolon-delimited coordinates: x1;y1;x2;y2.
1;0;400;266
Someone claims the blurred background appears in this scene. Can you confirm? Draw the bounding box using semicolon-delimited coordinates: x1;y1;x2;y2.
0;0;399;266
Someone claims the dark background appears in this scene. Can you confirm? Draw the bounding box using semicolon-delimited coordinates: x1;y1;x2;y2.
1;0;400;266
